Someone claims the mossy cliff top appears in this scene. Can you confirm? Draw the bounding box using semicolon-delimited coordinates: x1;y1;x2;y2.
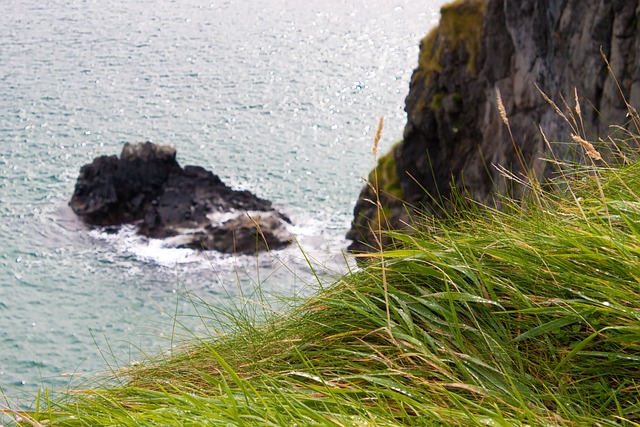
367;142;403;200
413;0;486;87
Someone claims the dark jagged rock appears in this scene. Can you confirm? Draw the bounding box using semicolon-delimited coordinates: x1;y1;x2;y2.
348;0;640;253
69;142;180;225
70;142;293;254
164;212;293;254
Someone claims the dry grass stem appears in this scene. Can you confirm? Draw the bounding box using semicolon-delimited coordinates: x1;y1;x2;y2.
574;87;587;137
559;92;579;131
365;115;393;341
570;134;602;161
535;83;571;125
600;47;640;134
496;88;509;126
496;88;528;174
372;116;384;157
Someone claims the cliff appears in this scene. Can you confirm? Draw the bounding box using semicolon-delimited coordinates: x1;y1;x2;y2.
347;0;640;253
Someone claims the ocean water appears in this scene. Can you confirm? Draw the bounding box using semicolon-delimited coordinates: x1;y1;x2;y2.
0;0;445;402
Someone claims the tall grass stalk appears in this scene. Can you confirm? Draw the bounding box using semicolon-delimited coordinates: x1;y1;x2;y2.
367;116;394;340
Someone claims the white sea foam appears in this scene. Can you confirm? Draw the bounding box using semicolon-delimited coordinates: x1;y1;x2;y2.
86;213;353;276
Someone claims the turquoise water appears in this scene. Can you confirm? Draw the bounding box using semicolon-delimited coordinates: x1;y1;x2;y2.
0;0;444;403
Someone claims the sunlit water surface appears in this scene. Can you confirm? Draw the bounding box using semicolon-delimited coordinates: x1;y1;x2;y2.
0;0;446;403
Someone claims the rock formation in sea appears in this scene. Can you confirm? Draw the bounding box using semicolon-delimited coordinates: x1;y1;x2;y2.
348;0;640;253
70;142;293;254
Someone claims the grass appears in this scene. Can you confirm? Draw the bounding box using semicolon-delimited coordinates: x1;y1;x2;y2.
5;84;640;425
4;140;640;425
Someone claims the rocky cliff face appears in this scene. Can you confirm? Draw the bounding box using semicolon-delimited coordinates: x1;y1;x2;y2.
348;0;640;253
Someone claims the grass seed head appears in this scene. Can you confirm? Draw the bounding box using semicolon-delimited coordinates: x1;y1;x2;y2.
372;116;384;157
496;88;509;126
571;133;602;161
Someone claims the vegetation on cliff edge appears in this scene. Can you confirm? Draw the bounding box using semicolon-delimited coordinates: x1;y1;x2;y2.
413;0;486;88
5;133;640;425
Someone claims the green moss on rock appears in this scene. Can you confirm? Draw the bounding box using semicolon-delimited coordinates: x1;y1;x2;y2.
430;93;446;111
368;143;404;199
412;0;486;87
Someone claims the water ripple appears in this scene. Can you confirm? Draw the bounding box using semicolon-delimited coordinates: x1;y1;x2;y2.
0;0;446;394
